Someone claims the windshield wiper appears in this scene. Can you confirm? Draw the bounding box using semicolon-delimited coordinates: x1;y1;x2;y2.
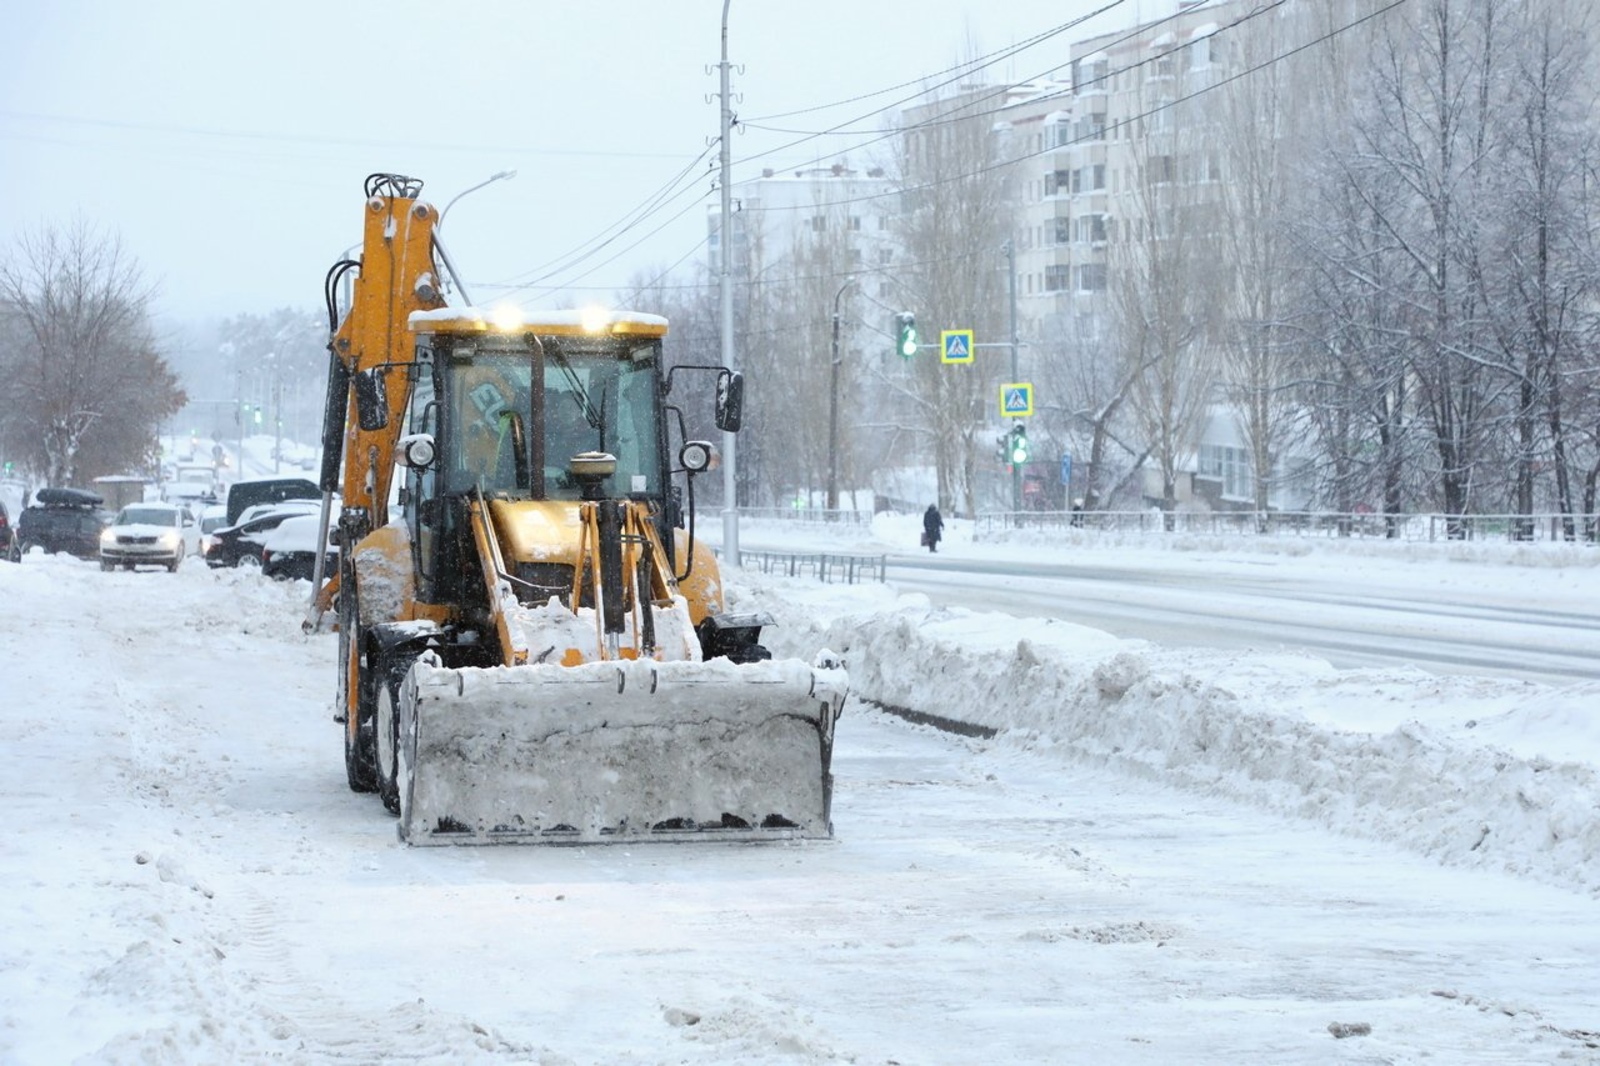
550;352;602;429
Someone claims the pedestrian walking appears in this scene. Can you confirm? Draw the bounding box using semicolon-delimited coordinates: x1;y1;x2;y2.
922;503;943;553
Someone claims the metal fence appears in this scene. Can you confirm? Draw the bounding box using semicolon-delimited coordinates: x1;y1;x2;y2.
973;509;1600;543
736;507;875;527
733;550;888;584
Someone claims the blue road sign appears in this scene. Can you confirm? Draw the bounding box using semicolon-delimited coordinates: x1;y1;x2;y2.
940;329;974;364
999;383;1034;418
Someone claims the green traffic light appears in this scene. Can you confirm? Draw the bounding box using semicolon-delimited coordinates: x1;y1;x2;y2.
1009;425;1029;465
896;312;917;359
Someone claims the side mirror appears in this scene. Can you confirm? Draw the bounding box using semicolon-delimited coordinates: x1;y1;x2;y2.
354;368;389;431
715;371;744;433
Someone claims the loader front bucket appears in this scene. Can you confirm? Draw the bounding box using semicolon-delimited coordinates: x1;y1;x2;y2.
395;655;847;845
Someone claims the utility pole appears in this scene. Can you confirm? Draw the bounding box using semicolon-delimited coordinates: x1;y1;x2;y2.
1005;238;1021;513
827;278;855;512
717;0;740;563
272;356;282;474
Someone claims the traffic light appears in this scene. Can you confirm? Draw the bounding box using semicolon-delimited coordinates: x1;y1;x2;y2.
2;461;12;476
1008;423;1030;467
895;312;918;359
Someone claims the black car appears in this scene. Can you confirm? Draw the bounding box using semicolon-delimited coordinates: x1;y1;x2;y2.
15;488;114;560
204;504;318;569
0;499;14;561
224;477;319;527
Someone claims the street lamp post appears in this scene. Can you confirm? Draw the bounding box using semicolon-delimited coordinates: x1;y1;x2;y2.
435;170;517;307
827;278;856;512
437;170;517;232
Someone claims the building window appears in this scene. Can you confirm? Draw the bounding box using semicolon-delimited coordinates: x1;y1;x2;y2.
1076;214;1106;243
1054;217;1071;244
1045;264;1071;292
1045;169;1071;196
848;216;862;231
1076;263;1107;292
1199;443;1251;499
810;215;826;232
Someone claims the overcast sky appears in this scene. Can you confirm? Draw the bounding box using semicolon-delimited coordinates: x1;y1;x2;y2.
2;1;1164;324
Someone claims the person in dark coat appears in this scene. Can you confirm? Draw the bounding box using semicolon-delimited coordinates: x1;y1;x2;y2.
922;503;943;552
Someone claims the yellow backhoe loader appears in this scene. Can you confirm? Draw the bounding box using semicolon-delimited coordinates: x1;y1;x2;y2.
306;174;846;844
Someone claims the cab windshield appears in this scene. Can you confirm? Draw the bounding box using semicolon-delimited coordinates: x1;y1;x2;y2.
440;334;663;501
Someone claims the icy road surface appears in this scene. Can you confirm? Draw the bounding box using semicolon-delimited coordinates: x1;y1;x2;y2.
2;544;1598;1064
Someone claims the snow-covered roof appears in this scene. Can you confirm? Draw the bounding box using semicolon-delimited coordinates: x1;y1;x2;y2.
1148;31;1176;48
1190;22;1219;40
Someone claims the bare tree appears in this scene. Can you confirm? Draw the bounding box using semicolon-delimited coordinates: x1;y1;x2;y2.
1355;0;1507;533
1033;314;1148;511
891;82;1017;516
1476;0;1598;537
1214;8;1313;521
1110;46;1222;524
0;221;185;487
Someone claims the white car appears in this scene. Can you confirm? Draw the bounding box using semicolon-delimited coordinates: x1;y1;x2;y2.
259;514;338;582
99;502;201;572
197;503;229;556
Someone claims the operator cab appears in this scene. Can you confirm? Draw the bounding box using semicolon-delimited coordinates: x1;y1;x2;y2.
405;307;669;505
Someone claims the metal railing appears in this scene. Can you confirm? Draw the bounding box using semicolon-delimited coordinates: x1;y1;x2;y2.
735;507;875;527
733;549;887;584
974;509;1600;543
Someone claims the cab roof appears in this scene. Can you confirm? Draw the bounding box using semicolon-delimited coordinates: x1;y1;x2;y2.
409;306;668;339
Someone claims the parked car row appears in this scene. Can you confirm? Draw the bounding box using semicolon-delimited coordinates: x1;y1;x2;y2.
204;499;321;570
4;477;334;582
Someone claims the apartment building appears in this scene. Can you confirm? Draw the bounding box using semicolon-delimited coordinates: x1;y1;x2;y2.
705;163;898;300
999;0;1239;334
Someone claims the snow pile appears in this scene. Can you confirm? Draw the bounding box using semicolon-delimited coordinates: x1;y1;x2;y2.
737;573;1600;897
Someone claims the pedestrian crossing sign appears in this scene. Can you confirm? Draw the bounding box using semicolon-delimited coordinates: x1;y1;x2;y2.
940;329;974;364
999;383;1033;418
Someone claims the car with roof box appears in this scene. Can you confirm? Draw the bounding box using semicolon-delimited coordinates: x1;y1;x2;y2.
14;488;114;561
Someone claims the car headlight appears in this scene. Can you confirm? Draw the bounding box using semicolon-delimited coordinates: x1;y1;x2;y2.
100;529;117;546
159;531;180;549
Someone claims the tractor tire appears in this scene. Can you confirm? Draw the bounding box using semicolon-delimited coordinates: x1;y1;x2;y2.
341;584;377;794
372;642;414;816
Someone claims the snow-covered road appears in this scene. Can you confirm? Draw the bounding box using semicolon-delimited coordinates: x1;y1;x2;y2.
2;534;1597;1064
